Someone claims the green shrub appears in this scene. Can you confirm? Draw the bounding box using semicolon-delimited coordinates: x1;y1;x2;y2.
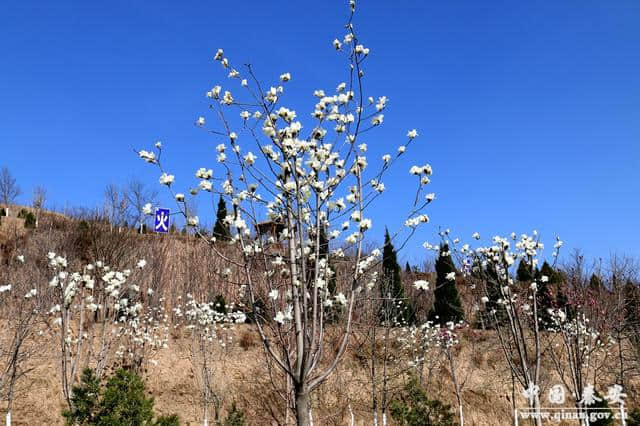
214;294;228;314
223;402;245;426
390;377;457;426
63;368;179;426
628;408;640;426
64;368;101;424
17;209;36;228
245;297;265;323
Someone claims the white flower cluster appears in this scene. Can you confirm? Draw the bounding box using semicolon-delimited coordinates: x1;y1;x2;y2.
413;280;429;291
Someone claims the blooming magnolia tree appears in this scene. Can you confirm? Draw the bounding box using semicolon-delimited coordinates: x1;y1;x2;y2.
175;294;245;426
546;307;614;423
447;232;563;426
45;253;168;409
137;1;434;423
0;255;47;426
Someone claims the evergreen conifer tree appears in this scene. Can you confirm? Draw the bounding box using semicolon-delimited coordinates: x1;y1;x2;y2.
477;262;507;328
624;280;640;330
589;273;604;293
516;259;534;282
429;244;464;324
536;261;558;324
213;196;231;241
381;228;414;324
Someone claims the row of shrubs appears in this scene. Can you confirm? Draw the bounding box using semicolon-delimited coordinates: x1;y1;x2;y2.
59;367;490;425
64;366;640;425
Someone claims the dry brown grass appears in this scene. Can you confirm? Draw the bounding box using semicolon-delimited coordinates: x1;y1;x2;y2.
4;326;634;425
238;329;258;351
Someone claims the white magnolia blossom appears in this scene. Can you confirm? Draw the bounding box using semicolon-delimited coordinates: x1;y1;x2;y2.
199;180;213;191
274;305;293;324
196;168;213;179
222;91;234;105
268;289;279;300
138;150;156;163
405;214;429;228
413;280;429;291
159;173;175;186
335;293;348;306
244;152;256;165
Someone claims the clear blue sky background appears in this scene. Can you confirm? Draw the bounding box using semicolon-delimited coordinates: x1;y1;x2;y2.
1;0;639;265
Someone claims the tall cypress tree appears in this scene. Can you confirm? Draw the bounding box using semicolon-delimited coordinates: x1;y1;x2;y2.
380;229;414;324
429;244;464;324
589;274;604;293
481;263;508;327
212;196;231;241
517;259;534;282
624;280;640;331
536;261;557;325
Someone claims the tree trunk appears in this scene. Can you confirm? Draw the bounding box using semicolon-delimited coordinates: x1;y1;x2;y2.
348;403;355;426
448;351;464;426
532;394;543;426
295;387;310;426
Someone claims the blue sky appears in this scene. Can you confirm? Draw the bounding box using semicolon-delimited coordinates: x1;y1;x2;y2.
1;0;639;265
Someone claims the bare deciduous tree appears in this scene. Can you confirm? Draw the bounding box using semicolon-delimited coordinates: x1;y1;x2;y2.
103;183;128;232
0;167;21;217
31;186;46;228
125;178;158;234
